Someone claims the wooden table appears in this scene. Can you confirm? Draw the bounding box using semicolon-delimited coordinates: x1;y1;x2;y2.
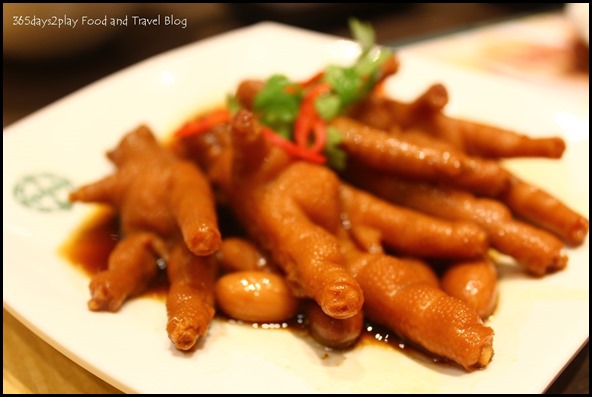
3;4;588;394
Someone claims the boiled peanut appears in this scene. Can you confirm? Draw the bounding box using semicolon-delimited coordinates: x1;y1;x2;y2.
215;271;299;322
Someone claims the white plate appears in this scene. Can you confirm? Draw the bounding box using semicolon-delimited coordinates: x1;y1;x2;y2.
3;22;589;393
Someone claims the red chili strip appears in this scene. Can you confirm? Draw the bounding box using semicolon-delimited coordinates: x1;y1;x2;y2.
294;83;331;150
175;108;231;138
261;127;326;164
299;71;325;89
309;119;328;154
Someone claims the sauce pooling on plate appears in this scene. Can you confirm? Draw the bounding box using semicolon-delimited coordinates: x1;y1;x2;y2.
59;207;452;367
60;207;169;298
60;207;119;276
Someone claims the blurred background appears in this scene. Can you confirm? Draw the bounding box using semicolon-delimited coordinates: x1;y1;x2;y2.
4;3;572;127
2;3;588;394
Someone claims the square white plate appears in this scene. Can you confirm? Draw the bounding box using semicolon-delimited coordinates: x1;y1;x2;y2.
3;22;589;393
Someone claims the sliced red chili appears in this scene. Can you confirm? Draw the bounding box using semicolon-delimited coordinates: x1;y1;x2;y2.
294;83;331;151
175;108;231;138
261;127;326;164
309;119;328;154
299;71;325;89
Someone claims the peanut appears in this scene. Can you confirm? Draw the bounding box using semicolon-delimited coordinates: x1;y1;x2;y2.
215;271;299;323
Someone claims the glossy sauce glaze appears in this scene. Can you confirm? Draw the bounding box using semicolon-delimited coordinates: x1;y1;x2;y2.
60;206;169;298
60;207;451;367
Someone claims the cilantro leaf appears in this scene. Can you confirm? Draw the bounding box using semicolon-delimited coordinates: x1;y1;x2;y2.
349;18;375;57
253;75;302;138
323;65;366;108
322;19;394;112
324;126;347;171
315;94;342;121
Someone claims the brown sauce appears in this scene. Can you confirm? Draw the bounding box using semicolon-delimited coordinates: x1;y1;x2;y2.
60;206;119;275
59;206;169;299
60;207;450;367
358;322;452;368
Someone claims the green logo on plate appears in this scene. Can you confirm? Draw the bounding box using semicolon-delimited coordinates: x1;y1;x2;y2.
13;173;74;212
